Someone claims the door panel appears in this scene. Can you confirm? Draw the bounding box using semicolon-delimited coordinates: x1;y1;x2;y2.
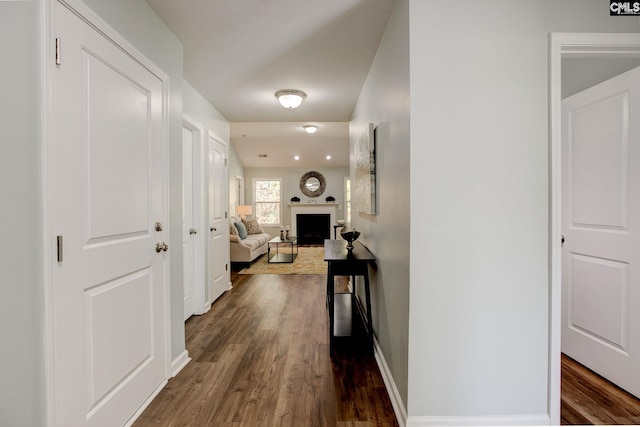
85;50;151;240
568;254;629;353
87;269;153;404
562;65;640;398
53;3;167;425
208;135;229;304
569;93;628;230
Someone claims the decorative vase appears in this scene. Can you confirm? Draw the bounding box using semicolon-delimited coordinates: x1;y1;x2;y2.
339;228;361;251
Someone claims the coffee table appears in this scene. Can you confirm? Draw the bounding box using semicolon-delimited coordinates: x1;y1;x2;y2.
267;236;298;263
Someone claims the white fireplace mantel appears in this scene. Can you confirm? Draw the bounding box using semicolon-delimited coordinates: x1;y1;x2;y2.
289;204;337;238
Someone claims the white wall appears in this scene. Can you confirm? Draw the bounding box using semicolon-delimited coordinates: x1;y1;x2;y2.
183;79;233;217
183;80;241;231
349;0;410;415
408;0;640;423
183;80;230;142
243;166;349;234
228;142;245;216
0;2;44;425
79;0;187;361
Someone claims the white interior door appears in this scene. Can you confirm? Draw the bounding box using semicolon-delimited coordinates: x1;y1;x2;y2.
208;134;229;304
182;127;195;320
562;65;640;398
51;3;167;425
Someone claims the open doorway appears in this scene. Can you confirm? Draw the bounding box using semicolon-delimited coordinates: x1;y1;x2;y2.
550;33;640;424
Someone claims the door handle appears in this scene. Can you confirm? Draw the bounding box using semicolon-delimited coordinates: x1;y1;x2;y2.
210;227;217;232
189;228;197;235
155;242;169;253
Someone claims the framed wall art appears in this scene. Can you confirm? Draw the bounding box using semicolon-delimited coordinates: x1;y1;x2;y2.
354;122;376;215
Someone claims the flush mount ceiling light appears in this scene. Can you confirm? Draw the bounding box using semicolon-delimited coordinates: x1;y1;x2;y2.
275;89;306;109
303;125;318;134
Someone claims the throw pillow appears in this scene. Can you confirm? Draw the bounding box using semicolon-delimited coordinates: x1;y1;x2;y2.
229;223;238;236
234;221;248;239
242;218;263;235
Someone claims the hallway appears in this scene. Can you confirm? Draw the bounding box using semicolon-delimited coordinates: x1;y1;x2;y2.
134;273;398;426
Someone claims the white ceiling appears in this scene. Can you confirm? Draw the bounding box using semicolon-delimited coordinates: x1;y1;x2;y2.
145;0;396;167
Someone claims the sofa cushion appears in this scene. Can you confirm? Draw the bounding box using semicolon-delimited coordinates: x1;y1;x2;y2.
250;233;271;245
230;222;238;235
241;237;263;251
243;218;263;235
234;221;247;239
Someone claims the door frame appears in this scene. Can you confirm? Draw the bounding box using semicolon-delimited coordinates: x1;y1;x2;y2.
42;0;171;424
183;114;208;315
549;32;640;425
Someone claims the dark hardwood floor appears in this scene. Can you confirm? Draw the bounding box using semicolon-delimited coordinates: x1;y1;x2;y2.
561;353;640;425
134;271;398;427
134;267;640;426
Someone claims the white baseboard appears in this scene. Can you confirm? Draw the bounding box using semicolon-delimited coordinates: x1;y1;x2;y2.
171;349;191;377
124;379;168;427
196;302;211;316
406;414;550;426
373;336;408;427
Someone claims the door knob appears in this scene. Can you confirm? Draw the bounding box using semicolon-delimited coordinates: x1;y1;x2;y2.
189;228;197;235
210;227;217;232
155;242;169;253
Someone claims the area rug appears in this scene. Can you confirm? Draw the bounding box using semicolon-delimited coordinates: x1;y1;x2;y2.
239;246;327;275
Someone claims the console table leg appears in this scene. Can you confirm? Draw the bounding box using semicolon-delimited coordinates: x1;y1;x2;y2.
363;270;373;353
327;267;335;353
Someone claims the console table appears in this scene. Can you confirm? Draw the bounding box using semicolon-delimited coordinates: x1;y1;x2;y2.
324;239;375;353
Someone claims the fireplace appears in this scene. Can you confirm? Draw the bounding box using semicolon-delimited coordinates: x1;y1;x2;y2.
290;203;337;242
296;214;330;245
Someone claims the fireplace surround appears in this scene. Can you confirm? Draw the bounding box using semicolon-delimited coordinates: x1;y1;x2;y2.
290;203;337;243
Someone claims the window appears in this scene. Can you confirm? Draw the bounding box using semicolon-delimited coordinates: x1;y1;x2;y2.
344;177;351;224
254;178;281;225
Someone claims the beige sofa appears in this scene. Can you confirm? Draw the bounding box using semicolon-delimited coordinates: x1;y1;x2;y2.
229;218;272;263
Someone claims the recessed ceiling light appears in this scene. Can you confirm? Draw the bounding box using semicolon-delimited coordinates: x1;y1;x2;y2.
294;155;300;160
326;155;332;160
275;89;306;109
303;125;318;134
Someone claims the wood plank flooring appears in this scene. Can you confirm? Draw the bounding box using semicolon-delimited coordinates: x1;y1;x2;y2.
561;353;640;425
134;272;398;427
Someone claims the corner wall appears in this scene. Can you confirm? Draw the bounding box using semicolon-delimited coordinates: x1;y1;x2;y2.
350;0;410;413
